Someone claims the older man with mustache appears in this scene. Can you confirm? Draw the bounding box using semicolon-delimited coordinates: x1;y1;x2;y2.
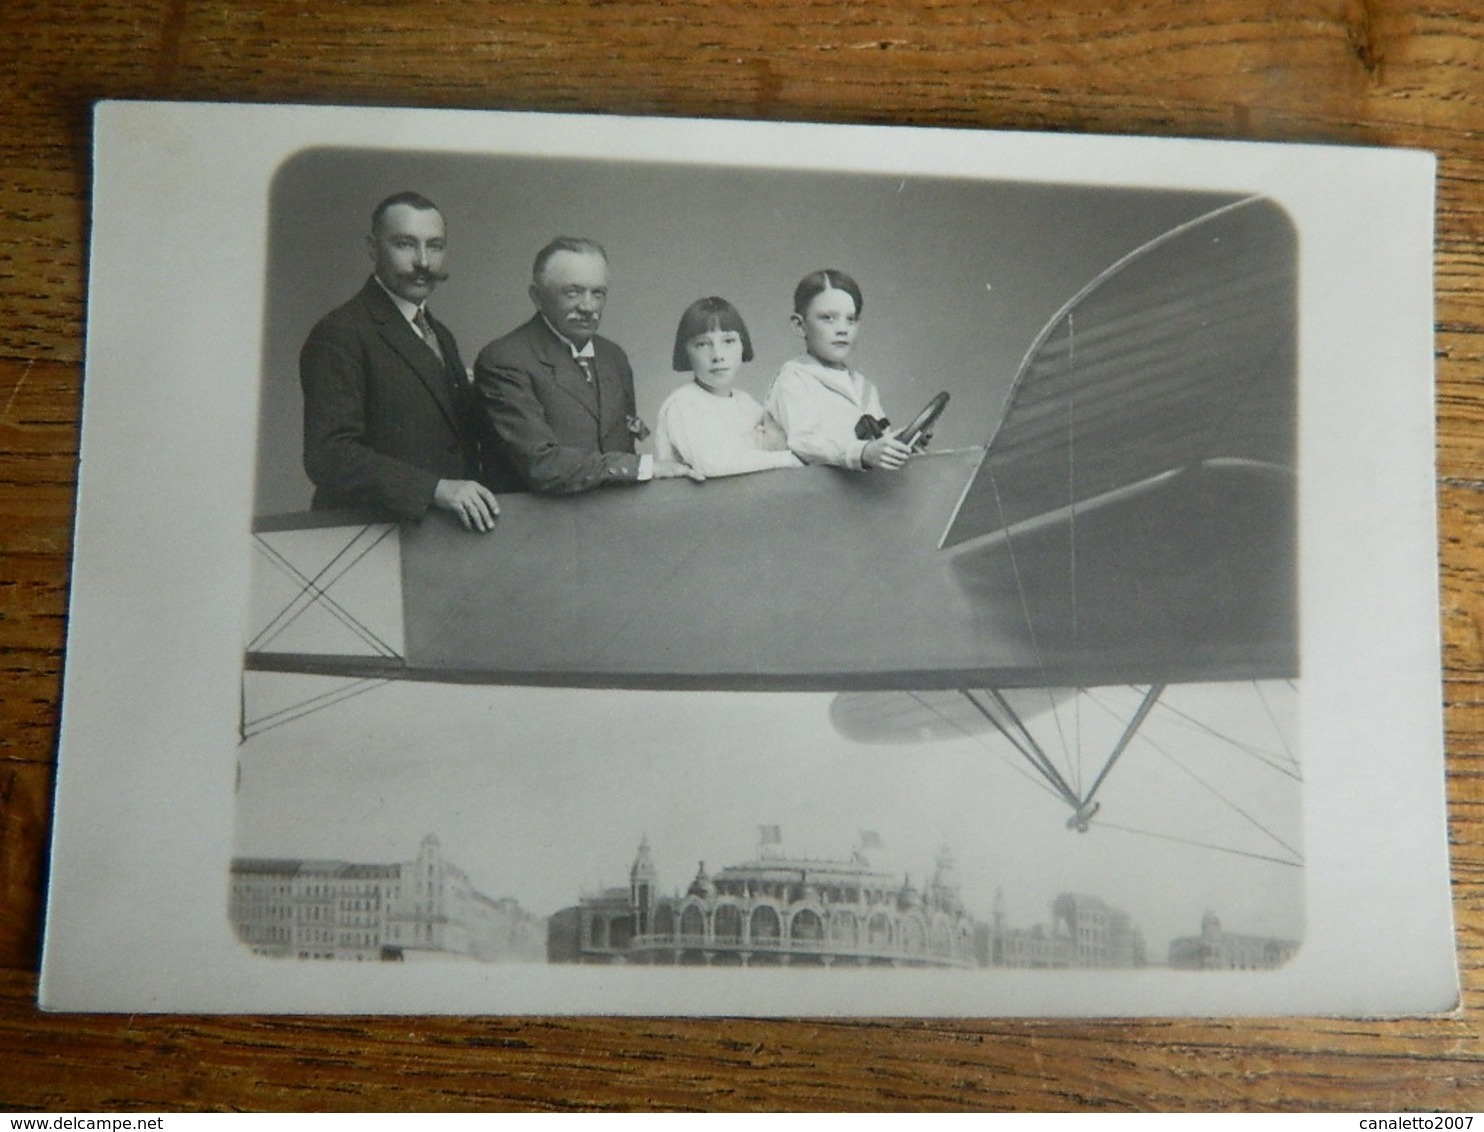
475;236;699;494
300;191;499;531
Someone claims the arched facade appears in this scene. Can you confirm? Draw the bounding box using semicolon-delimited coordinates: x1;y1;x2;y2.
557;840;985;969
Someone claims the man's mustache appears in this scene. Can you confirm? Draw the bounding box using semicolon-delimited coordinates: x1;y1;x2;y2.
403;268;450;284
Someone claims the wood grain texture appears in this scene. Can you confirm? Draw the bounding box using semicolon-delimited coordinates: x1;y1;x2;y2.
3;0;1483;1112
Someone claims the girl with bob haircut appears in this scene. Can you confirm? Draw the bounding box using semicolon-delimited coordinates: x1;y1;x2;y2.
764;268;915;472
653;297;801;478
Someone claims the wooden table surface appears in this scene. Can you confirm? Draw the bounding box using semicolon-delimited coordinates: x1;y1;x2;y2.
3;0;1483;1112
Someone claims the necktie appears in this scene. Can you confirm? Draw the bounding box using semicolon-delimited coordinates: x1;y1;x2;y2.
413;307;444;363
576;356;596;385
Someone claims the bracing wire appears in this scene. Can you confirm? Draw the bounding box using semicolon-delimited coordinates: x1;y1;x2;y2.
1154;691;1302;781
241;676;395;741
249;525;374;651
1079;683;1165;809
1091;819;1302;869
249;524;399;655
904;691;1066;805
1064;309;1082;797
1254;680;1300;771
961;689;1081;809
1081;689;1302;863
250;537;395;659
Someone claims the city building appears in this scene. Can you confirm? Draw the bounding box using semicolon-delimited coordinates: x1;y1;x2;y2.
988;890;1147;968
1167;910;1299;970
549;837;983;968
230;833;544;963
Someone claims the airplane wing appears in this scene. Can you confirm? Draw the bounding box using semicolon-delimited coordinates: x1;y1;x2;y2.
250;450;1049;691
938;194;1298;689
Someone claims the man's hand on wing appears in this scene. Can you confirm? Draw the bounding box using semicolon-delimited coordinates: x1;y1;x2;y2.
434;479;501;532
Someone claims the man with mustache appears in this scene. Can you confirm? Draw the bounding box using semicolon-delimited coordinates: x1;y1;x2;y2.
300;191;499;531
475;236;698;494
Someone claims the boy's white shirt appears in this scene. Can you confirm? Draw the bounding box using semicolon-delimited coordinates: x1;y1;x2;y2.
765;354;887;470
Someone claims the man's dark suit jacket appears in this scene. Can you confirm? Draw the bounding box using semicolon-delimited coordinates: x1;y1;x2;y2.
474;314;642;494
300;276;481;519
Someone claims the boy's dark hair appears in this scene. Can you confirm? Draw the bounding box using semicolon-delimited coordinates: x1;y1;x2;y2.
792;269;864;318
672;296;755;371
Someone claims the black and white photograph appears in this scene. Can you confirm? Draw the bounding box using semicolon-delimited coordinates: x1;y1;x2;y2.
241;151;1301;970
39;102;1455;1016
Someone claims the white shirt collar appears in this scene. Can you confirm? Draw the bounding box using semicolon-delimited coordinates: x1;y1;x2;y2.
797;353;862;394
540;313;596;359
373;275;426;326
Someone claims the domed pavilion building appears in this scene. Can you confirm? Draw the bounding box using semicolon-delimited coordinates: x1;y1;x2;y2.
548;837;983;969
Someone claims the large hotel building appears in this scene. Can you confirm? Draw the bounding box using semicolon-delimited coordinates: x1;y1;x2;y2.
1167;911;1299;969
230;833;544;963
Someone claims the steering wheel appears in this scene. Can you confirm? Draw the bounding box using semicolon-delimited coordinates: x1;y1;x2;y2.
897;391;949;447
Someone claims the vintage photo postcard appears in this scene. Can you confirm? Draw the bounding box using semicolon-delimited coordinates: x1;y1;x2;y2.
40;101;1455;1015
